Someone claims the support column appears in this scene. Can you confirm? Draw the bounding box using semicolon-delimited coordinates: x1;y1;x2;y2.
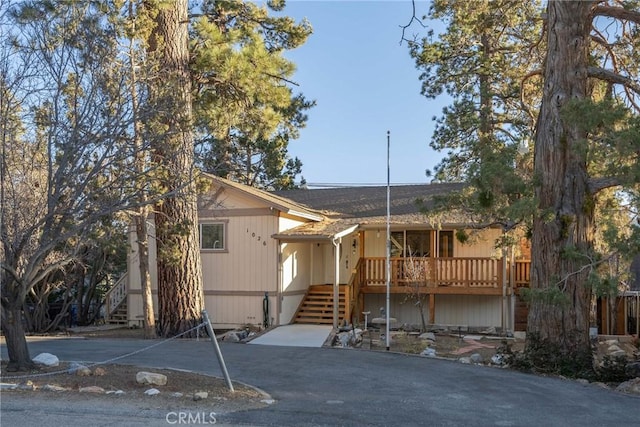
429;294;435;324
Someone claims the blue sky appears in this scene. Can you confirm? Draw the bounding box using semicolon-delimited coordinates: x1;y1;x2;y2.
276;1;448;186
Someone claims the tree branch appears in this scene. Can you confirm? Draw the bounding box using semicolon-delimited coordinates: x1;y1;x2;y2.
400;0;427;45
589;176;621;194
588;66;640;95
593;5;640;24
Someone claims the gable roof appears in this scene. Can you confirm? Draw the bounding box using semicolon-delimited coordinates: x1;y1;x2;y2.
271;183;473;241
272;182;466;219
200;173;323;221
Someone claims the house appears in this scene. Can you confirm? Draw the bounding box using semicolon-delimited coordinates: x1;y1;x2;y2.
107;174;531;332
597;256;640;336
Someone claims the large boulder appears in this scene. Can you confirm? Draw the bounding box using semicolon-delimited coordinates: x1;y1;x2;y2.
136;371;167;386
33;353;59;367
616;378;640;395
626;361;640;378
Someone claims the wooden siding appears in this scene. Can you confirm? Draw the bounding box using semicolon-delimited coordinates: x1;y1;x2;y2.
363;294;502;328
282;242;312;292
201;215;278;293
204;294;277;328
434;295;501;326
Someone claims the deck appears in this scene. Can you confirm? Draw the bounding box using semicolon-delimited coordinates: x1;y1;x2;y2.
354;257;531;296
348;257;531;325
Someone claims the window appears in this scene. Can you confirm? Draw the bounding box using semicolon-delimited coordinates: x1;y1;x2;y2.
390;230;431;257
200;223;225;250
438;231;454;257
406;231;431;257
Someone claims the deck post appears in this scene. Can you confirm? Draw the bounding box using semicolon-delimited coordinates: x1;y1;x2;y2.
429;294;435;325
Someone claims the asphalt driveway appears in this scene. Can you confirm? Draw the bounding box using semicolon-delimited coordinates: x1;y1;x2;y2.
1;337;638;426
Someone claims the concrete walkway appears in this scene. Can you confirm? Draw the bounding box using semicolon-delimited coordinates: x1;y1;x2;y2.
248;324;332;347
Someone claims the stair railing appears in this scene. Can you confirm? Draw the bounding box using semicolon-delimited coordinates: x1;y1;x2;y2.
104;273;128;317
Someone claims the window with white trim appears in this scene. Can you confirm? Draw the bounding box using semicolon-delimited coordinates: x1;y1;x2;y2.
200;223;225;250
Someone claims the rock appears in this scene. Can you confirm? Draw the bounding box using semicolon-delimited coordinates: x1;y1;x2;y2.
79;386;105;393
576;379;590;386
144;388;161;396
616;378;640;395
610;349;628;358
42;384;69;392
93;367;107;376
136;371;167;386
223;331;240;342
491;354;504;365
33;353;59;367
76;367;92;377
603;339;618;346
607;344;623;353
481;326;497;335
171;392;184;398
336;332;351;348
626;362;640;378
458;357;472;364
68;361;88;374
420;347;437;357
18;381;35;390
106;390;125;395
236;330;249;340
419;332;436;341
261;399;276;405
193;391;208;401
470;353;484;364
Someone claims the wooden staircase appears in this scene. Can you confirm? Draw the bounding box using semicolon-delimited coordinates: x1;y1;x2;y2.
293;284;348;325
107;302;128;325
104;273;129;325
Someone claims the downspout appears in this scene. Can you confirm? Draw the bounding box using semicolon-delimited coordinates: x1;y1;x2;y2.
509;245;515;333
276;240;282;326
501;246;507;335
332;237;341;329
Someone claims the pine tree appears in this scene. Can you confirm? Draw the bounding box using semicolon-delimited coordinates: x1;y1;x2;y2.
190;0;314;189
408;0;640;374
528;1;640;374
408;0;542;231
145;0;205;337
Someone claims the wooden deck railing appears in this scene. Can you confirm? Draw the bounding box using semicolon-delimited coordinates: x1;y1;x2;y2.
362;257;504;288
513;260;531;289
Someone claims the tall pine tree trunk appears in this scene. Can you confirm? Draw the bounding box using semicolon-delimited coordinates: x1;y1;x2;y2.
527;1;595;372
146;0;204;337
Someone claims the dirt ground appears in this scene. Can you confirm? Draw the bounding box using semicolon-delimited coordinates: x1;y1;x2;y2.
0;360;269;412
0;326;268;412
367;329;524;361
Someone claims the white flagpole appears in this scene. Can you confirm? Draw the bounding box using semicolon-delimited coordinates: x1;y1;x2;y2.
386;130;391;351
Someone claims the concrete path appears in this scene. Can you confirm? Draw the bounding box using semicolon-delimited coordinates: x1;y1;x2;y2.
248;324;332;347
1;337;639;426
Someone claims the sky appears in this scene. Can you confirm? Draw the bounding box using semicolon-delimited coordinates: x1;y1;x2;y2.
274;0;448;187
